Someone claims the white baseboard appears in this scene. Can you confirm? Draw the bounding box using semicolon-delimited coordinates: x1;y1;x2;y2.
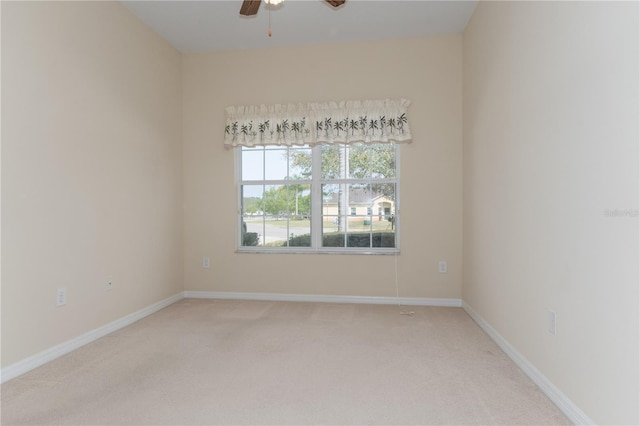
462;301;594;426
0;292;184;384
4;291;588;423
184;291;462;307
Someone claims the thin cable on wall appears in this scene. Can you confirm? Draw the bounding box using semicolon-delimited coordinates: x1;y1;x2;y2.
394;248;414;316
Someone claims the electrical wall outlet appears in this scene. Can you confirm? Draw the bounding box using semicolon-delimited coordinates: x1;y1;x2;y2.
203;257;211;269
438;261;447;273
56;288;67;306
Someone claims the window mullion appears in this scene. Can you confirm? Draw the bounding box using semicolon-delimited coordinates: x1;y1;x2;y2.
236;148;243;248
311;145;322;249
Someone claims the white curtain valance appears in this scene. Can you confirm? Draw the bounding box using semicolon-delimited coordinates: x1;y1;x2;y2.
224;98;412;148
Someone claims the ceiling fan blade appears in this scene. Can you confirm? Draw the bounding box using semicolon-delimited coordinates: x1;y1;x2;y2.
325;0;346;7
240;0;261;16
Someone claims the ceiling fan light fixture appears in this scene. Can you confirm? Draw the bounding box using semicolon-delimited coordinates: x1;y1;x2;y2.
264;0;283;5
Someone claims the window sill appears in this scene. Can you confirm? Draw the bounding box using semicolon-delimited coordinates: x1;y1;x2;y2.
236;247;400;255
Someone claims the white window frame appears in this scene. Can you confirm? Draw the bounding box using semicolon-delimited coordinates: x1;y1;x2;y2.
236;144;401;254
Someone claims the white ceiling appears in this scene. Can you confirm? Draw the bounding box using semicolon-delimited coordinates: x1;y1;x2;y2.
121;0;478;53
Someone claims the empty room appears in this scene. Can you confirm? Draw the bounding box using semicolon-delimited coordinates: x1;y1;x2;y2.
1;1;638;425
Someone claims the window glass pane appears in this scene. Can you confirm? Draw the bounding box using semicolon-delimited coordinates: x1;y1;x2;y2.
242;218;263;247
348;144;370;179
345;183;371;247
374;183;396;248
347;183;372;217
346;232;372;248
286;186;311;247
321;145;342;179
289;147;312;179
264;148;288;180
257;184;312;247
346;144;397;180
242;147;264;181
263;184;287;219
261;184;287;246
370;144;396;179
261;217;287;247
371;183;395;219
322;216;345;247
345;230;396;248
346;182;396;248
322;183;347;247
344;224;396;248
287;184;311;219
242;185;264;216
241;185;264;247
321;183;344;222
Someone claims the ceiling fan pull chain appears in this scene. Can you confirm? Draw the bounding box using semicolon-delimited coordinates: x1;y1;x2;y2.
268;8;272;37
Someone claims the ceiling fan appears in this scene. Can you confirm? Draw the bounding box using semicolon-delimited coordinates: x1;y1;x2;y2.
240;0;346;16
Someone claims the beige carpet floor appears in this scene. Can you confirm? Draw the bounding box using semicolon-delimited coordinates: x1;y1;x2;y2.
1;299;570;425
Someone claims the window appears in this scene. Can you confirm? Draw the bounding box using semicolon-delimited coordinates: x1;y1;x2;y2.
239;143;399;253
227;98;412;253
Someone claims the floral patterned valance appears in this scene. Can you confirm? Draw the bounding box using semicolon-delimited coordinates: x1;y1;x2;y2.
224;98;412;148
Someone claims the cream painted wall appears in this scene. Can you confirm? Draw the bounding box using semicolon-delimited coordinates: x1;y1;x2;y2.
463;2;638;424
183;36;462;299
1;2;635;421
1;2;183;367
